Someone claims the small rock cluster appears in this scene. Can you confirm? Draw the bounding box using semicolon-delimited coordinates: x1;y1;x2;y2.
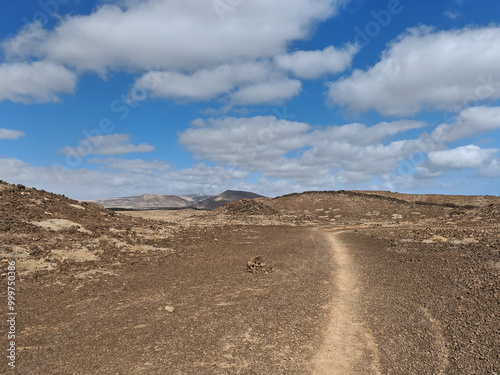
246;256;273;274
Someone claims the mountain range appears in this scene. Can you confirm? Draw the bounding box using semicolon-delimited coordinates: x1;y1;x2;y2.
89;190;265;210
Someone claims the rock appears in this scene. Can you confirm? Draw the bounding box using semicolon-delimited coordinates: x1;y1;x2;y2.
246;256;273;274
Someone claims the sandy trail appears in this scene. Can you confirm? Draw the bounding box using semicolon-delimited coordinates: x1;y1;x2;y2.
313;229;381;375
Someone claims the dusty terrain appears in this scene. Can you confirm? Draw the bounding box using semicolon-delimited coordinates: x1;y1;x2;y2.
1;181;499;374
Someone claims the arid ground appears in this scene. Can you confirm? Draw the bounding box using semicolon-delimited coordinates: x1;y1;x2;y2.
1;181;499;374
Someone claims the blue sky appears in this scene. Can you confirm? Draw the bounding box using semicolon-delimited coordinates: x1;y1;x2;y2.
1;0;500;199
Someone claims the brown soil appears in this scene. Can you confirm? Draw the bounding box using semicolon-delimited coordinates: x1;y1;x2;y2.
0;180;499;374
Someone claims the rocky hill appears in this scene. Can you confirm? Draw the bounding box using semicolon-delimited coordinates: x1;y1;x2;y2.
90;190;264;210
0;180;186;275
191;189;499;227
90;193;210;210
356;190;500;207
264;190;496;225
192;190;265;210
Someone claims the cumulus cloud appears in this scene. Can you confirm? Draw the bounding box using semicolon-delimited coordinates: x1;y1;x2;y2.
132;61;303;105
431;106;500;143
133;66;244;102
3;0;343;73
179;116;311;166
328;25;500;116
59;134;155;156
133;61;279;102
230;78;302;105
335;170;373;185
0;61;77;103
0;158;250;200
300;138;427;181
1;21;48;60
309;120;427;146
274;44;358;79
179;115;430;185
88;157;170;172
133;72;223;102
426;145;498;170
1;0;352;105
480;159;500;177
0;129;25;140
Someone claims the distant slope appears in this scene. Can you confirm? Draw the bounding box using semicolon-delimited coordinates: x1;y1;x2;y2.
179;194;213;204
91;194;211;210
90;190;264;210
193;190;265;210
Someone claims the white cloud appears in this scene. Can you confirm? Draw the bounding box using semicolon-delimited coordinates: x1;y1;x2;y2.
300;138;426;181
169;164;250;195
1;21;48;60
179;116;311;166
230;78;302;105
0;129;25;140
179;115;430;185
59;134;155;156
480;159;500;177
427;145;498;170
414;165;443;179
274;45;358;79
133;61;302;105
88;157;170;172
133;68;237;102
257;158;333;182
0;158;250;200
3;0;343;73
309;120;427;146
335;170;373;185
328;25;500;116
1;0;352;106
2;0;354;106
0;61;77;103
431;106;500;143
444;11;460;20
132;61;274;102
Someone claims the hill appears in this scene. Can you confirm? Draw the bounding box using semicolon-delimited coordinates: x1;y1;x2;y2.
90;193;211;210
192;190;265;210
263;190;500;225
355;190;500;207
0;180;184;275
90;190;264;210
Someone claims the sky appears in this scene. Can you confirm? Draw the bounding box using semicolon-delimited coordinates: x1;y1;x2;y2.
0;0;500;200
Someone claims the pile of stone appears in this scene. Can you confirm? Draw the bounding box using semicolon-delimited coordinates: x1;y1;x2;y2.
246;256;273;274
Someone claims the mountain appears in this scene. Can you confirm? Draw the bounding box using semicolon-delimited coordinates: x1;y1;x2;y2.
192;190;265;210
89;190;264;210
90;194;211;210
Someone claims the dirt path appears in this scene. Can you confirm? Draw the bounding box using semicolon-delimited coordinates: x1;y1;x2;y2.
313;229;381;374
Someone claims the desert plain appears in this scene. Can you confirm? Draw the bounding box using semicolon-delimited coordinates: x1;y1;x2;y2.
0;180;499;374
